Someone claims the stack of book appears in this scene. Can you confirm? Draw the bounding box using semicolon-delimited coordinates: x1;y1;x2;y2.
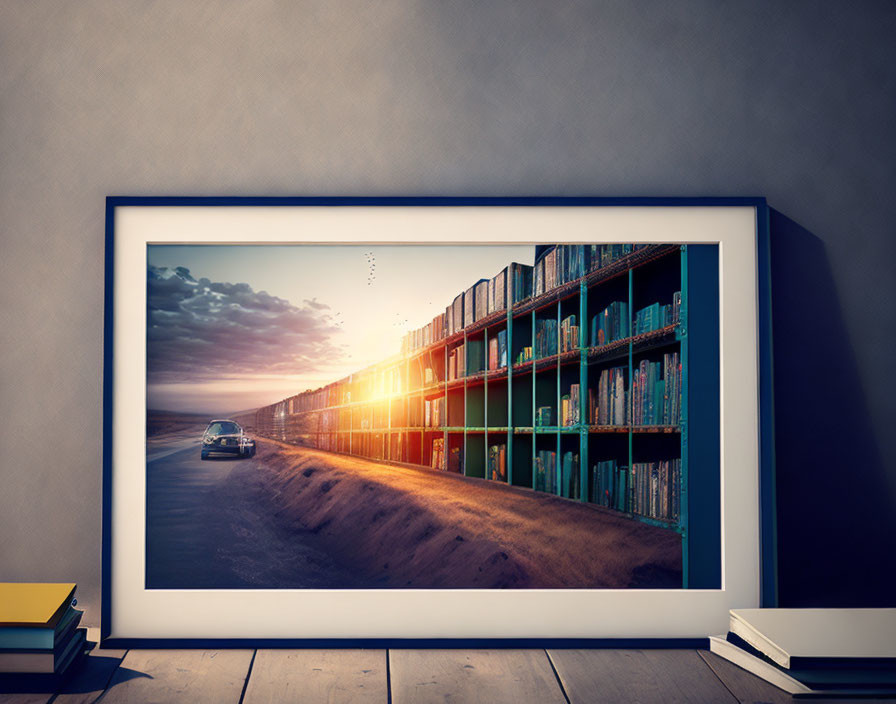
0;583;86;677
710;609;896;697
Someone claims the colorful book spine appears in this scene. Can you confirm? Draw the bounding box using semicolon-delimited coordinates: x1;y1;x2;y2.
474;279;489;321
561;450;579;498
534;449;558;493
634;292;681;335
488;443;507;481
489;267;508;314
561;383;580;426
544;247;557;291
591;366;628;425
451;293;464;335
448;344;466;380
535;318;558;358
448;445;463;473
592;459;625;509
590;301;630;347
629;459;681;521
631;353;681;426
424;398;445;427
560;314;579;352
464;285;476;328
535;406;553;427
510;262;533;304
431;438;445;469
555;244;587;284
487;329;509;370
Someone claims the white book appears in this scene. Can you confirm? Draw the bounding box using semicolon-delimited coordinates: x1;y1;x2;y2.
709;635;812;695
710;635;896;698
730;608;896;669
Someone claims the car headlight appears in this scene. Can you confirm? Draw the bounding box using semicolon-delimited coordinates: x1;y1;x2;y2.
203;436;214;444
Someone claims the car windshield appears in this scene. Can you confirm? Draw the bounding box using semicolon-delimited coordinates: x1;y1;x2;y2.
206;421;240;435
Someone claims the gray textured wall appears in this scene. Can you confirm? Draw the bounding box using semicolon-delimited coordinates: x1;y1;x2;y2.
2;1;895;623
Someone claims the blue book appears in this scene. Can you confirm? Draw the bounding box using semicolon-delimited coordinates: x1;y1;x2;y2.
0;606;82;651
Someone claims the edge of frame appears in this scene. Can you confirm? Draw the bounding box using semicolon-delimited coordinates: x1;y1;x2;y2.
101;197;116;643
755;201;778;607
100;196;772;647
101;637;709;650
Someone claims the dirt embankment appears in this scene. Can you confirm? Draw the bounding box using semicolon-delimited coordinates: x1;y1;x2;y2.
255;440;682;589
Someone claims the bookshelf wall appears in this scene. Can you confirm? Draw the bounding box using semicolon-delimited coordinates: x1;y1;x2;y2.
255;243;721;588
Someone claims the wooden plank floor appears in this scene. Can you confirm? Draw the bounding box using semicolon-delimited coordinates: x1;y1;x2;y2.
2;637;892;704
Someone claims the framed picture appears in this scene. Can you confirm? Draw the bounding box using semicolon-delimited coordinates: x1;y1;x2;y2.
102;197;775;646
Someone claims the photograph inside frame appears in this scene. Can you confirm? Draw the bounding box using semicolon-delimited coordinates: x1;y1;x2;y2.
145;241;720;591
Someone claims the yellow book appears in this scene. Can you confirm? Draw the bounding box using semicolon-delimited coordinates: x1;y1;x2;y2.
0;583;76;628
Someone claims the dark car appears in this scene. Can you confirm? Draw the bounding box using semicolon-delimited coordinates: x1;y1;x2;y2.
200;419;256;460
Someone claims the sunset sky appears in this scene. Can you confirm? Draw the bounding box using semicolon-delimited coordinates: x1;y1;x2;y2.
147;244;534;414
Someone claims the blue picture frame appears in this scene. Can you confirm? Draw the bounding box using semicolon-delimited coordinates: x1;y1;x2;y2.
102;196;775;648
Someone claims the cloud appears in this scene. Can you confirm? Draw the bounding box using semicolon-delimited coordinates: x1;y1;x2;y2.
147;266;344;382
303;297;329;310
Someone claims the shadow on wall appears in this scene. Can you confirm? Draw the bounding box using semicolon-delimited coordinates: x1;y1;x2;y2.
770;210;896;607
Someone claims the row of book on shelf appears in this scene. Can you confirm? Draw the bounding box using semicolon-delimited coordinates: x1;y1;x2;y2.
313;349;680;431
342;350;680;431
260;248;679;433
534;449;580;499
527;353;682;429
272;287;682;429
401;243;653;355
437;291;682;386
426;439;681;523
591;458;681;522
590;352;682;426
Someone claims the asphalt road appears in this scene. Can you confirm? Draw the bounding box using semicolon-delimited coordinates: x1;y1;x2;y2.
145;435;358;589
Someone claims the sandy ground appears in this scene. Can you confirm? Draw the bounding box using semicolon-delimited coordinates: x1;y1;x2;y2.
145;433;682;589
254;439;682;589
